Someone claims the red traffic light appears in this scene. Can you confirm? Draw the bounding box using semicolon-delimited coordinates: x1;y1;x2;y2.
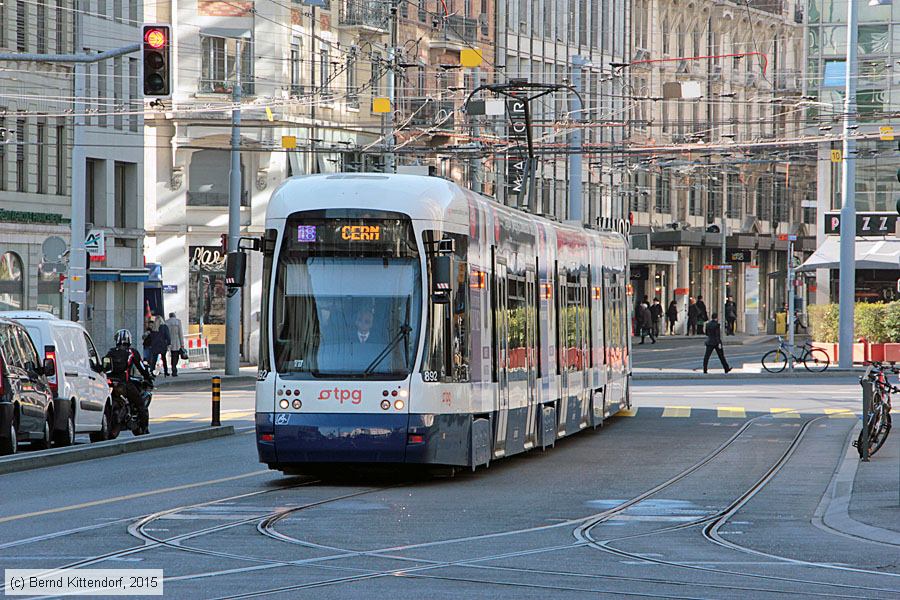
144;28;167;49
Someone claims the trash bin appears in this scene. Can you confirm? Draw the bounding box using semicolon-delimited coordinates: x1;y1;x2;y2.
775;312;787;335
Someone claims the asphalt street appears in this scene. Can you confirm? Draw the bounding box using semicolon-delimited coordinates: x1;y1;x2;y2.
2;376;897;599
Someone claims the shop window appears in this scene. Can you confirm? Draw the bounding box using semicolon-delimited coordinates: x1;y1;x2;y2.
0;252;24;311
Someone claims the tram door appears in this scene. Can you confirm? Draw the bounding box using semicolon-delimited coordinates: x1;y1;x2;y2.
561;272;587;434
493;259;509;455
524;266;538;448
578;272;591;427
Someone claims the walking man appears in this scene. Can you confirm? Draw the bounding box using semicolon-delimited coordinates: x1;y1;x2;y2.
687;297;699;336
703;313;731;374
696;295;709;335
638;302;656;344
724;296;737;335
166;312;185;377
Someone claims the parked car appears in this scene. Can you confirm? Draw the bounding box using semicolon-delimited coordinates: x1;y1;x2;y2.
0;312;112;445
0;317;55;455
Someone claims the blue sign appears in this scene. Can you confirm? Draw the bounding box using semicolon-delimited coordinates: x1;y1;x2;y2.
297;225;317;242
163;285;178;294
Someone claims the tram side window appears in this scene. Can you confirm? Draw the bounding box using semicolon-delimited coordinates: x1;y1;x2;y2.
422;232;470;382
258;229;277;373
507;272;527;382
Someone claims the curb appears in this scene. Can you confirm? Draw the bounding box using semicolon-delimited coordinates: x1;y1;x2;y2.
0;425;235;476
812;423;900;547
633;369;863;381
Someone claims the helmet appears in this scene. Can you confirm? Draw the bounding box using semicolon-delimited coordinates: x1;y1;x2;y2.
114;329;132;347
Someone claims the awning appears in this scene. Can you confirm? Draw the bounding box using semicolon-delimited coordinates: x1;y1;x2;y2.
798;238;900;271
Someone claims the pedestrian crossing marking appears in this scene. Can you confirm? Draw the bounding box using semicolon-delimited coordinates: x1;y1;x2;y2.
771;408;800;419
824;409;856;418
662;406;691;417
150;413;200;422
717;407;746;418
616;408;638;417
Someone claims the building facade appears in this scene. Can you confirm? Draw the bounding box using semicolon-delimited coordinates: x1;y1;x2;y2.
0;0;145;347
626;0;815;334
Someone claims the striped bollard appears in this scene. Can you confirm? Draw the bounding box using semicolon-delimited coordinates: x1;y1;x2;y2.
211;376;221;427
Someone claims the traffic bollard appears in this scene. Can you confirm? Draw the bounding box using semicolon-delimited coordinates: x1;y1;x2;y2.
860;377;871;462
211;376;221;427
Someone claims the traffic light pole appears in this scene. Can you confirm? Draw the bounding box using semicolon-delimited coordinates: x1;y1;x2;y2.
838;0;858;369
225;45;243;376
0;44;141;323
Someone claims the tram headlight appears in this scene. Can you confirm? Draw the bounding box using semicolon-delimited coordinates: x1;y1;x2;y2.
279;399;289;409
292;399;302;409
380;399;391;410
394;399;405;410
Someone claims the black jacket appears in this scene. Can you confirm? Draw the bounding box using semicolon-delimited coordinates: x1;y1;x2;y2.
705;319;723;347
687;303;699;322
650;303;663;320
105;346;153;382
666;303;678;321
725;300;737;320
696;301;709;321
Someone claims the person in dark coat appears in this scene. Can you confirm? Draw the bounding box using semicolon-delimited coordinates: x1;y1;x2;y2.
638;302;656;344
687;297;699;336
724;296;737;335
703;313;731;374
695;295;709;335
149;315;172;376
666;300;678;335
649;298;663;337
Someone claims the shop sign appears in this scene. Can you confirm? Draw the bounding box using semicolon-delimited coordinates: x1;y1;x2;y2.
85;230;106;262
0;209;66;225
824;212;898;236
630;265;649;280
727;250;752;263
189;246;227;272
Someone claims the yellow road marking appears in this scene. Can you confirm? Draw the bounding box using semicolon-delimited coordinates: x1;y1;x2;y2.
221;410;255;419
616;408;637;417
771;407;800;418
717;407;746;418
825;408;856;418
0;471;268;525
662;406;691;417
150;412;200;422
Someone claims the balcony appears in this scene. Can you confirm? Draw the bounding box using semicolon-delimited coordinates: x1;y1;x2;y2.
405;98;456;130
431;16;478;50
339;0;390;32
186;190;250;207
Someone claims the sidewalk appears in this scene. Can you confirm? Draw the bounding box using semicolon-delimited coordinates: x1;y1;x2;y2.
634;332;786;347
152;365;257;388
849;430;900;539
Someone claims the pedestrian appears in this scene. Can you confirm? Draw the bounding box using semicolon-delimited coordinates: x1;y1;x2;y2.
638;302;656;344
650;298;663;337
703;313;731;374
149;315;171;376
724;295;737;336
687;297;699;336
142;319;154;362
666;300;678;335
166;312;185;377
696;295;709;335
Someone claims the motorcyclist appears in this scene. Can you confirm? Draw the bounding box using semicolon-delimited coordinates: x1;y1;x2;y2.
105;329;154;432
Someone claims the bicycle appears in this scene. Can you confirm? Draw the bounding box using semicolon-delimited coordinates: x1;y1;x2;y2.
761;336;830;373
854;362;894;459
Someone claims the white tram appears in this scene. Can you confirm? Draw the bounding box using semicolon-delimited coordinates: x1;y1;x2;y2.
233;174;631;474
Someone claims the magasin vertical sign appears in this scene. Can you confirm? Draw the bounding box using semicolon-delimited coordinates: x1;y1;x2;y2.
505;98;528;197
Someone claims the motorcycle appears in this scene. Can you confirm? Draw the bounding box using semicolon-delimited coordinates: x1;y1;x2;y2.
105;372;154;438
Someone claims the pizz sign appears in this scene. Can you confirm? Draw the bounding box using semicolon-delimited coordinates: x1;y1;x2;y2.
824;212;899;236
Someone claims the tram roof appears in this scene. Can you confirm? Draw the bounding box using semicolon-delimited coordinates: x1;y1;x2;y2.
267;174;472;224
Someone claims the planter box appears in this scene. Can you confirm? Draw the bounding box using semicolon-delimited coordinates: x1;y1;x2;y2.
869;343;886;363
811;342;868;363
884;344;900;363
812;342;837;363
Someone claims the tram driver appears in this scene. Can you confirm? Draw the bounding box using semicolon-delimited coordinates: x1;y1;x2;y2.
347;306;381;367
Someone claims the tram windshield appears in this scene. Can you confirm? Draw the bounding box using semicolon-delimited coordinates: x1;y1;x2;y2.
272;213;422;379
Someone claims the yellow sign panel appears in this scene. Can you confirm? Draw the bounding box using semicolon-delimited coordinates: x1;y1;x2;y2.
265;107;274;122
340;225;381;241
372;97;391;113
281;135;297;149
831;149;842;163
880;126;894;141
460;48;483;68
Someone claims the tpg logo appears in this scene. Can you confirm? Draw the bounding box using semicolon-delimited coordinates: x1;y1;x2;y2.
318;388;362;404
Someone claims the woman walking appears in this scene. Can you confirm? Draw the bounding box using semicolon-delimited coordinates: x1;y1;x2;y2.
666;300;678;335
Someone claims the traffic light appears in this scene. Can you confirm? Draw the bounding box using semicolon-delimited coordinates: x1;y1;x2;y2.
69;301;80;322
142;24;171;96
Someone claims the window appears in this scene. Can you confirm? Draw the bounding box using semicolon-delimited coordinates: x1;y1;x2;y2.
756;175;772;220
187;150;249;206
37;268;63;316
689;184;702;216
86;158;98;224
15;118;25;192
129;58;138;132
422;232;469;383
113;57;122;130
16;0;26;52
290;42;301;95
0;252;24;311
114;162;127;228
36;122;46;194
662;16;669;53
655;173;670;212
200;35;253;94
319;46;331;97
37;0;47;53
56;0;65;52
114;0;121;22
726;173;741;219
346;54;358;108
98;0;106;19
0;116;5;191
56;124;66;194
98;62;107;127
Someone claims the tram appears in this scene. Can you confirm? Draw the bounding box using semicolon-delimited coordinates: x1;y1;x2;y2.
226;174;631;474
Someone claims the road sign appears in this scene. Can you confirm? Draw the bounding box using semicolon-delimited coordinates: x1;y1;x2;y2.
800;200;817;209
880;126;894;141
281;135;297;149
831;149;842;163
704;264;733;271
777;234;798;241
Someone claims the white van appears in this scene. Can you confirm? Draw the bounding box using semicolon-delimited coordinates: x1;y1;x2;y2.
0;312;112;445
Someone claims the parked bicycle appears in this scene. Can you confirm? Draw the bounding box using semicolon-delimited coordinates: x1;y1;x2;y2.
761;336;830;373
854;362;894;459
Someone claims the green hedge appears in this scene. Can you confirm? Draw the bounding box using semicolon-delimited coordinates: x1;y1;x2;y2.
809;302;900;343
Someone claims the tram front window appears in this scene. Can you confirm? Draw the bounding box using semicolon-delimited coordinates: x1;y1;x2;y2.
273;256;422;379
